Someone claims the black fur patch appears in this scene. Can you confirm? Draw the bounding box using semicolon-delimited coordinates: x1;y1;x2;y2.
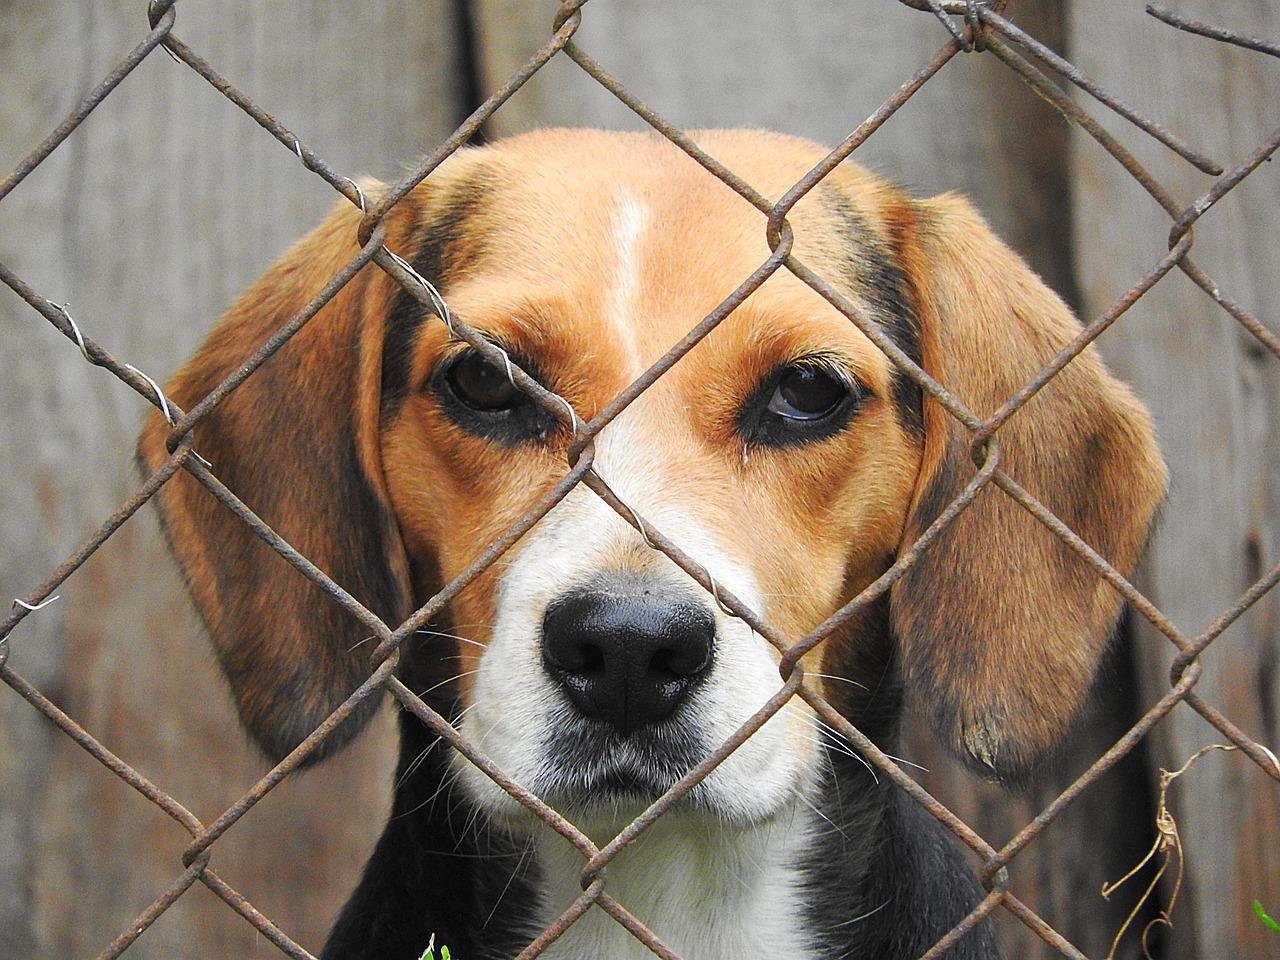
821;189;924;434
380;177;491;423
801;604;1000;958
322;645;542;960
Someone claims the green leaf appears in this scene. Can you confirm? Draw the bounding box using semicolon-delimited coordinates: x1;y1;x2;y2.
1255;900;1280;934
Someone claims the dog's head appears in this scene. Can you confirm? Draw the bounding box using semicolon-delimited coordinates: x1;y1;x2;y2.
139;130;1165;828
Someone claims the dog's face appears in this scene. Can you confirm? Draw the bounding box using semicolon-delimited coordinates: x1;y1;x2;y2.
139;130;1166;830
380;134;922;826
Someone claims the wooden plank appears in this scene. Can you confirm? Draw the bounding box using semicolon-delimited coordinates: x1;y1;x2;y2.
1069;2;1280;958
0;2;465;956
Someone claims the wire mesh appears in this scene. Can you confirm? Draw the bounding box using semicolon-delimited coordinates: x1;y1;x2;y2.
2;1;1278;958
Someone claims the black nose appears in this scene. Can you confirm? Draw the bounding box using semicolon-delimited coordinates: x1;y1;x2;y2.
542;589;715;734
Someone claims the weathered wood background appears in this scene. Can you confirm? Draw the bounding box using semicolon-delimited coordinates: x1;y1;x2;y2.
1;2;1274;958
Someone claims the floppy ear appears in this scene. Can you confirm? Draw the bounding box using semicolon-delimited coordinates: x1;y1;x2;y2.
138;192;414;764
888;194;1166;780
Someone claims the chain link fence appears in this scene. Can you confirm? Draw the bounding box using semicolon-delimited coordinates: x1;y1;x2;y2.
2;1;1278;957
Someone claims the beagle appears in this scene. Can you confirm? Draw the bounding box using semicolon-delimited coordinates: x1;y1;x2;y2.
138;129;1166;960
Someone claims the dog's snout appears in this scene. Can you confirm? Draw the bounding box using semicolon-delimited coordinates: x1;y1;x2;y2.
542;590;714;733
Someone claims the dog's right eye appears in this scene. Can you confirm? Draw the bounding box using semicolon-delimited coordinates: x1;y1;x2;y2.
767;365;848;421
445;351;522;411
736;357;864;450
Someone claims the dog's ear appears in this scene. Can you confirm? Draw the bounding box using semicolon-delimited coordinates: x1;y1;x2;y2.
138;190;416;765
886;193;1166;780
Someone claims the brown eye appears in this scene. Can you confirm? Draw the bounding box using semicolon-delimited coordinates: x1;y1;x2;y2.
445;351;522;411
767;365;848;421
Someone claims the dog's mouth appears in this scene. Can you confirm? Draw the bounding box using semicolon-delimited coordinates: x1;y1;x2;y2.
539;759;703;825
586;767;671;800
535;711;709;813
459;684;815;833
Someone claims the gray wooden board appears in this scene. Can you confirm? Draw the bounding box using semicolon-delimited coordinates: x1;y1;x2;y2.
1070;2;1280;958
0;2;465;957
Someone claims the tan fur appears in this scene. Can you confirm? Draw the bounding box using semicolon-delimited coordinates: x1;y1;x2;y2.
890;192;1167;772
138;129;1165;777
138;185;424;759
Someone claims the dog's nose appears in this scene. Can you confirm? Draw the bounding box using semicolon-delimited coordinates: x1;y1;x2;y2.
542;590;715;733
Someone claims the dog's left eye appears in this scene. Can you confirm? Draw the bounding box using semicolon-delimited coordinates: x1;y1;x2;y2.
737;359;863;449
446;351;522;411
432;348;558;446
767;366;848;421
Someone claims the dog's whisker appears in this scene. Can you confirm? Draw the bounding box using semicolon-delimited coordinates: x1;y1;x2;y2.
795;789;849;843
396;713;469;790
395;749;471;824
391;772;453;820
383;846;516;861
393;703;479;793
807;718;879;782
451;702;478;724
415;628;488;649
833;898;891;929
808;672;869;691
801;731;868;773
807;712;927;773
394;744;435;791
416;669;479;700
881;752;930;774
482;837;536;930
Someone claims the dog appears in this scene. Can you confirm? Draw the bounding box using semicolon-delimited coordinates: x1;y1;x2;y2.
138;129;1166;960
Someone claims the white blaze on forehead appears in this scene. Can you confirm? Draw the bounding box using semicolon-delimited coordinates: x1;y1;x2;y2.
608;191;647;372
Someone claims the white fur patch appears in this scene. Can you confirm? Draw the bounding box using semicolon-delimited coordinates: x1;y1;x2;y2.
607;193;647;371
533;808;818;960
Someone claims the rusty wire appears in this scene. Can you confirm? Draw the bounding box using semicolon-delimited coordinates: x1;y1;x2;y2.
1;1;1278;958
